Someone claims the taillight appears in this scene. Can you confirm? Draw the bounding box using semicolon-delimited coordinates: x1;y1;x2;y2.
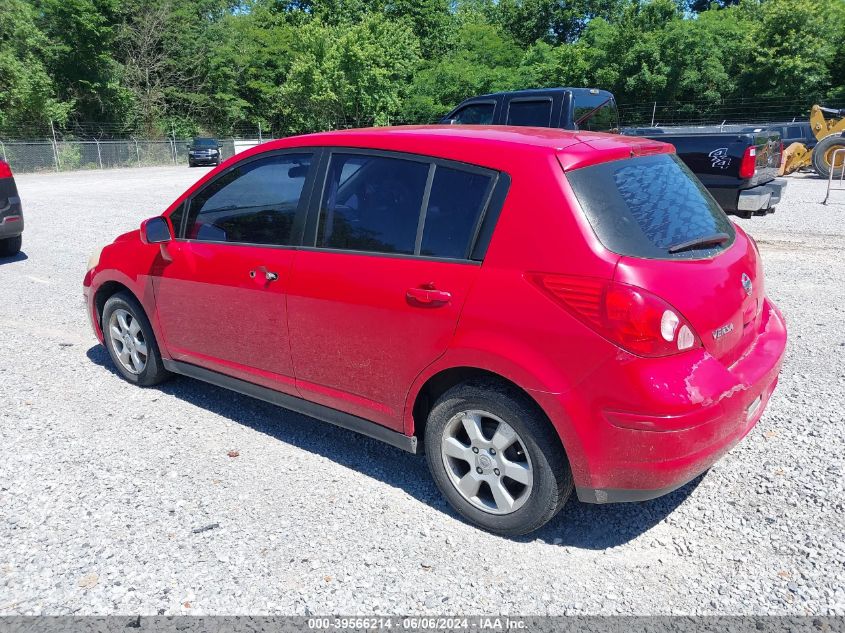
0;161;11;179
739;146;756;179
528;274;702;357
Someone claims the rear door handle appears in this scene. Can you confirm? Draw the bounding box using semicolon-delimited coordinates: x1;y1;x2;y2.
406;286;451;306
249;266;279;282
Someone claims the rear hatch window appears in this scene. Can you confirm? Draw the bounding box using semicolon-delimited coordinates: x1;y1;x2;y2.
566;154;734;260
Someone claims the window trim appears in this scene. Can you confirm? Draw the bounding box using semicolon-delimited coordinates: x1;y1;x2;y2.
505;97;554;128
176;148;320;248
303;147;504;262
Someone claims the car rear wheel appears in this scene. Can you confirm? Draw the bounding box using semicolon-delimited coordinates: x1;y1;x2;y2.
0;234;22;257
424;380;572;536
102;292;170;387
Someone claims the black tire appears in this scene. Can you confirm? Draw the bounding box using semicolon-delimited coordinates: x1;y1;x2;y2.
812;134;845;179
188;161;196;167
101;291;171;387
424;380;573;536
0;234;22;257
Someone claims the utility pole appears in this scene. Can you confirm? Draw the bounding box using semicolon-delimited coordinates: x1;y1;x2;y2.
650;102;657;128
258;123;263;144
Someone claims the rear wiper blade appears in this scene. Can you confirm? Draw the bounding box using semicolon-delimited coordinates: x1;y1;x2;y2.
667;232;730;254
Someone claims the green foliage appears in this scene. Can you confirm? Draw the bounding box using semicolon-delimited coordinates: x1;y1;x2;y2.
404;18;522;124
0;0;72;131
0;0;844;137
278;14;420;132
56;142;83;170
34;0;133;124
740;0;844;98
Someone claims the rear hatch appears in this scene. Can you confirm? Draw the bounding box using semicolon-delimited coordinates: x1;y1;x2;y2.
565;153;763;365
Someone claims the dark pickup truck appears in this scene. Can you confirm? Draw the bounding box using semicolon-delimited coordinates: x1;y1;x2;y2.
443;88;786;217
624;126;786;217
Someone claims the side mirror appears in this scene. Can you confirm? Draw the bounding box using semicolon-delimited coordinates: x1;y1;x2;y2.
140;217;172;244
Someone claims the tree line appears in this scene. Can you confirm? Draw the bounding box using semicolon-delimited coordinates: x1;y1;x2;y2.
1;0;843;139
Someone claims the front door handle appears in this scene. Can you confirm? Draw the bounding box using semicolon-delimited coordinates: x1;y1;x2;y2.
249;266;279;282
406;285;451;306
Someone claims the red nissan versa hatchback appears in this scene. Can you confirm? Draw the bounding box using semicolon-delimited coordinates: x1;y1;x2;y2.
83;126;786;535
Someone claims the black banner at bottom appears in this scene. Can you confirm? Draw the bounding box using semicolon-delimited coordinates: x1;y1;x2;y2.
0;616;842;633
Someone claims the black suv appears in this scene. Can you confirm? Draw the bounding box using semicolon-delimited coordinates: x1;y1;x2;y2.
188;138;222;167
740;122;817;150
0;159;23;257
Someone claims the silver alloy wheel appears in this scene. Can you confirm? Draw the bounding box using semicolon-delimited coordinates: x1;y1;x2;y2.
108;308;147;375
440;410;534;515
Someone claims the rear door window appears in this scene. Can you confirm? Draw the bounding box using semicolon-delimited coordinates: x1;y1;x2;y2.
506;100;553;127
316;152;499;260
566;154;734;259
421;167;493;259
318;154;429;255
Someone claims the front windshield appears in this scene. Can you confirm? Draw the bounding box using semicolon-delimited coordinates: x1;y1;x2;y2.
193;138;217;148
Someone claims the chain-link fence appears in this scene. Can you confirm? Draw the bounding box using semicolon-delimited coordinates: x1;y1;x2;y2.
0;138;260;174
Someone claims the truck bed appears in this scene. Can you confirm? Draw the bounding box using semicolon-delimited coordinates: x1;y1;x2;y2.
624;128;786;216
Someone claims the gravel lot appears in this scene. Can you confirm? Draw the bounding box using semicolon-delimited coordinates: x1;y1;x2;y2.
0;167;843;616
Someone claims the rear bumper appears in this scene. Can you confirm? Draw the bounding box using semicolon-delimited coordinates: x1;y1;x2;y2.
575;373;779;503
0;203;23;238
189;155;219;165
736;178;787;213
539;298;787;503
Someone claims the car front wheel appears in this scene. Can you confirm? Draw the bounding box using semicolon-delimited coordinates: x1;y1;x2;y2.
425;380;572;536
102;291;170;387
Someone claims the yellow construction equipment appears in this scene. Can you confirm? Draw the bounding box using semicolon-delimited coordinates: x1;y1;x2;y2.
780;105;845;178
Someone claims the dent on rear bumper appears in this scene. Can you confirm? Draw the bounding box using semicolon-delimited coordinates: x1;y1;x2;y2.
552;299;787;501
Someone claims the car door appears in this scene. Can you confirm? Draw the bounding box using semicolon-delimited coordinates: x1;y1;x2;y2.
286;150;501;431
152;151;317;395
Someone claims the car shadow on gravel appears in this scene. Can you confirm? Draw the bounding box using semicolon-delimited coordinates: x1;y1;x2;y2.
87;343;702;548
0;251;28;264
524;474;703;549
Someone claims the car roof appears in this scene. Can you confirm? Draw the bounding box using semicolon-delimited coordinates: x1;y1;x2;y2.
463;87;614;100
264;125;671;170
